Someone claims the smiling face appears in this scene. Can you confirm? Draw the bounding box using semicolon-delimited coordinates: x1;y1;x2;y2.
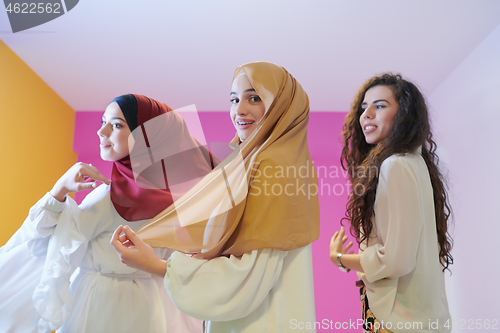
230;73;266;142
359;85;399;145
97;102;132;161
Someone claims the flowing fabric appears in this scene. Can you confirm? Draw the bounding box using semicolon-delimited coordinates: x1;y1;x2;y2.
110;94;215;221
137;61;320;259
0;94;215;332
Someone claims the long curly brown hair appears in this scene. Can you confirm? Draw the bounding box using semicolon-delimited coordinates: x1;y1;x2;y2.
341;73;453;271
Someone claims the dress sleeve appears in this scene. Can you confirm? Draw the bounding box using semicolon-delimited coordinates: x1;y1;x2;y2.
360;156;425;282
0;192;66;257
0;193;85;333
32;195;88;333
164;248;286;321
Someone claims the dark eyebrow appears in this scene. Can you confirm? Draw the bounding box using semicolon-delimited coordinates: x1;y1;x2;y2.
102;116;127;122
361;99;390;106
230;88;257;96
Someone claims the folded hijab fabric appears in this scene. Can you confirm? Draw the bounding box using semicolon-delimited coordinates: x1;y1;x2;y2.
110;94;215;222
137;62;320;259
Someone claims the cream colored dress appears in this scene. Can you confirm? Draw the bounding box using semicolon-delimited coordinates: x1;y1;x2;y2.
164;244;316;332
358;150;451;332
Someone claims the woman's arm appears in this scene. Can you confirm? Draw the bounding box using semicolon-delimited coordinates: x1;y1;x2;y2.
0;193;66;255
166;248;284;321
4;162;112;249
330;157;425;279
111;226;286;321
360;157;424;282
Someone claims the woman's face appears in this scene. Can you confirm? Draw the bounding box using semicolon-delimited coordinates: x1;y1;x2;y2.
359;85;399;145
97;102;132;161
230;74;266;142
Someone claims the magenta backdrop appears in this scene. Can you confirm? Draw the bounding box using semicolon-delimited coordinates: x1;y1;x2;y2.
74;111;360;331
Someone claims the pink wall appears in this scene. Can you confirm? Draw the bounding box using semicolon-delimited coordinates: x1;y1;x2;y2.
73;112;113;203
74;110;361;331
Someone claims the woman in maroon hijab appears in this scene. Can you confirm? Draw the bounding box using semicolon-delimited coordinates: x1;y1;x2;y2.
0;94;213;333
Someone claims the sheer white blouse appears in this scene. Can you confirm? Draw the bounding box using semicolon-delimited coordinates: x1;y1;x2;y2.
358;150;451;332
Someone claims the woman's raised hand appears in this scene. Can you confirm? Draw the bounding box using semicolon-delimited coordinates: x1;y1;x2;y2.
329;226;354;263
50;162;111;202
110;225;167;277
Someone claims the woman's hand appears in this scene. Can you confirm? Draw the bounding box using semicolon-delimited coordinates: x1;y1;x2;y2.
329;226;354;263
110;225;167;277
50;162;111;202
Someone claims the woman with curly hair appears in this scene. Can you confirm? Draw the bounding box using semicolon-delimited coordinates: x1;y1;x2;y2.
330;74;453;333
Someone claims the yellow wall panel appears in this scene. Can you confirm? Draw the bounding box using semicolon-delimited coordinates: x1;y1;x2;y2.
0;39;76;246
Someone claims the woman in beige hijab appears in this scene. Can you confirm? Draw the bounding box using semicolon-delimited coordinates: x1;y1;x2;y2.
111;61;320;332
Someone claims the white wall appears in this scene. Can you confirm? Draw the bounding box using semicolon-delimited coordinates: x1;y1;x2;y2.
429;23;500;328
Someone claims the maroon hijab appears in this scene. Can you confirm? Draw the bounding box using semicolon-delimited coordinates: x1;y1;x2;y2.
109;94;215;221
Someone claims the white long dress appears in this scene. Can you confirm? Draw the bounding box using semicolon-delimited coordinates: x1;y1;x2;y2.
164;244;317;332
0;184;202;333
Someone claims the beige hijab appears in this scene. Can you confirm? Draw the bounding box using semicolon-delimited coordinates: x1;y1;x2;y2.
137;61;320;259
